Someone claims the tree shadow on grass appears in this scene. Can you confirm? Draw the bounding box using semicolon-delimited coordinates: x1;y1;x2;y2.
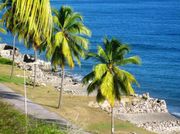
0;91;25;102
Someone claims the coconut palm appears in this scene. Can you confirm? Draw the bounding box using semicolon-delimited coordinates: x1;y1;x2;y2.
1;0;52;80
0;0;52;43
1;0;17;78
47;6;91;108
82;38;141;134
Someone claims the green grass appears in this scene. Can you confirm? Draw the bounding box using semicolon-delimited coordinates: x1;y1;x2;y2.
0;57;13;65
0;100;65;134
0;74;24;84
0;57;24;84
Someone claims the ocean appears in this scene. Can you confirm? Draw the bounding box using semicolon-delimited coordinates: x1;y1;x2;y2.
0;0;180;117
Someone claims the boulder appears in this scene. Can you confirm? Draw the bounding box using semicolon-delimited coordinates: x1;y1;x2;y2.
88;101;99;108
4;45;18;51
23;54;35;63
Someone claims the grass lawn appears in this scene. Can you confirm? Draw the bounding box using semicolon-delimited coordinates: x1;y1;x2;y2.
0;100;65;134
0;57;13;65
0;60;155;134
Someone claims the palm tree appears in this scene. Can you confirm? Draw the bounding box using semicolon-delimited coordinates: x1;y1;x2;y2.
1;0;17;78
47;6;91;108
0;0;53;43
0;0;53;79
20;28;45;88
82;38;141;134
1;0;52;83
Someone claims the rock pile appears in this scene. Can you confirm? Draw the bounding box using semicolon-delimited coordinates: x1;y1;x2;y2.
0;44;86;95
88;93;168;114
88;95;180;134
138;120;180;134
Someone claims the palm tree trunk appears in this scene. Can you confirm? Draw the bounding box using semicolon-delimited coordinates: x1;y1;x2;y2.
23;63;28;134
24;63;28;117
111;106;115;134
10;36;16;79
33;50;37;88
58;68;64;108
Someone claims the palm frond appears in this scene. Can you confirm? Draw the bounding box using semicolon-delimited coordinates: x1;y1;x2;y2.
94;64;107;80
100;71;115;106
116;56;141;66
87;79;99;95
82;71;95;85
97;46;108;61
96;90;106;103
62;37;74;68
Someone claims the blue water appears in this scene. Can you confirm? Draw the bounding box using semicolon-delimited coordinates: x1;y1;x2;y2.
0;0;180;116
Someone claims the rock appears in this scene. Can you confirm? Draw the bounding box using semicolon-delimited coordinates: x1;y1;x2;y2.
40;83;46;87
23;54;35;63
4;45;18;51
142;92;150;100
130;132;137;134
16;75;24;78
132;101;137;106
88;101;99;108
0;50;11;58
139;95;142;98
100;101;111;112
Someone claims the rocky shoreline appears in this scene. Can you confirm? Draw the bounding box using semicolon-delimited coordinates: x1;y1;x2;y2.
0;43;87;95
0;43;180;134
88;93;180;134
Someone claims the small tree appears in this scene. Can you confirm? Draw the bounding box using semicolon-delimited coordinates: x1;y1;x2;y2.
82;38;141;134
47;6;91;108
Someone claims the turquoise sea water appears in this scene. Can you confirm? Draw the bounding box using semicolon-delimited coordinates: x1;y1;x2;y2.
0;0;180;116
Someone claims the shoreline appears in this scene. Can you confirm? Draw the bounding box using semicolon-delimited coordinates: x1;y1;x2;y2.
0;43;180;133
172;113;180;119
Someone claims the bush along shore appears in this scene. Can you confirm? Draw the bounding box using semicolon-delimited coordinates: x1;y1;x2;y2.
0;43;180;134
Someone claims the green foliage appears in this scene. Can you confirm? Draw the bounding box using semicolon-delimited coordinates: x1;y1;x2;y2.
0;57;13;65
0;101;65;134
47;6;91;69
82;37;141;106
100;71;115;105
0;0;52;45
0;0;53;52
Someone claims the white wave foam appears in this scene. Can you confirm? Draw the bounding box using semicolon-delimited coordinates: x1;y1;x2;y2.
171;112;180;118
71;74;83;82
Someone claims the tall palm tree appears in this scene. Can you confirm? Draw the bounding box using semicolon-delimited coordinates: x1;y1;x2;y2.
0;0;53;43
47;6;91;108
82;38;141;134
19;26;45;88
0;0;53;79
1;0;17;78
